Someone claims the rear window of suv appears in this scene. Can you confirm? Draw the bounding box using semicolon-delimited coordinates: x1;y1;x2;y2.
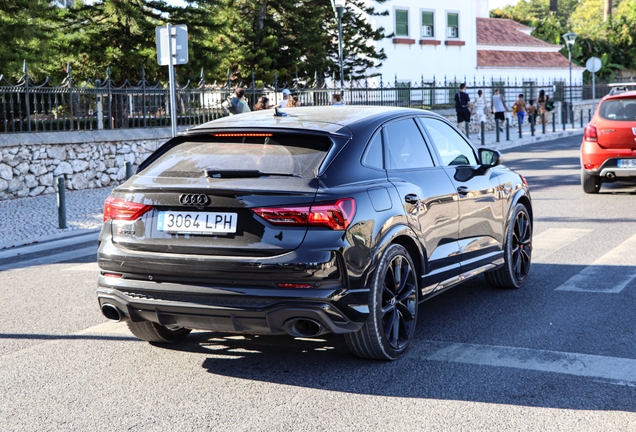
599;98;636;121
141;133;332;179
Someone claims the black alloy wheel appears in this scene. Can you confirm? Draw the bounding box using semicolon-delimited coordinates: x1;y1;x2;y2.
485;203;532;289
345;244;418;360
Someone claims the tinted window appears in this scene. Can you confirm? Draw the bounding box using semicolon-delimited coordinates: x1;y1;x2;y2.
420;118;478;166
142;133;330;179
362;132;384;169
385;119;434;170
599;98;636;121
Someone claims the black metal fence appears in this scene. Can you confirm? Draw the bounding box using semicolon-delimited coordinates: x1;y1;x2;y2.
1;66;609;134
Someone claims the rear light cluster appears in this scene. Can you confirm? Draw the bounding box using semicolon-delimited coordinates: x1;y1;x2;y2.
212;133;273;137
104;196;153;222
584;124;598;142
253;198;356;230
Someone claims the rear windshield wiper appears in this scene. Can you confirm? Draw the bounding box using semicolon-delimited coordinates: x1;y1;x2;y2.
204;169;298;178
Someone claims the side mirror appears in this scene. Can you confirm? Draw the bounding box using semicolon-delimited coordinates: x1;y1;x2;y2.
479;148;503;167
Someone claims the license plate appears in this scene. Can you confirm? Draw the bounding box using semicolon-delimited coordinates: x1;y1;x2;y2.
617;159;636;168
157;211;237;234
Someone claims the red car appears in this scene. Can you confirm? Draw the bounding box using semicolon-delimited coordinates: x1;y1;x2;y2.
581;88;636;193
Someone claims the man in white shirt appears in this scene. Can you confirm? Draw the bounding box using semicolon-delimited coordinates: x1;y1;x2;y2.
278;89;291;108
491;88;508;132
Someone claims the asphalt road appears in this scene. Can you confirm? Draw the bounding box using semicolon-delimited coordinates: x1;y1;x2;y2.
1;135;635;431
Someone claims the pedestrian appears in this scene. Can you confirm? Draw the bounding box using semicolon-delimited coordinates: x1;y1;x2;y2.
278;89;292;108
491;88;508;132
513;94;527;125
472;89;487;125
291;95;301;107
223;88;251;115
527;100;537;126
536;90;548;124
454;83;471;126
331;94;344;105
254;96;272;111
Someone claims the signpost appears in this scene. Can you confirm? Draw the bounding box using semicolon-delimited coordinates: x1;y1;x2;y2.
586;56;602;110
156;24;188;137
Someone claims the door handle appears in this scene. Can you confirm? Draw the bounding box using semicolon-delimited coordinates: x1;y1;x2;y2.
457;186;470;195
404;194;419;204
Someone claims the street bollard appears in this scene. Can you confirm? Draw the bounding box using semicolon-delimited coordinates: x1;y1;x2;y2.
531;117;535;136
125;161;133;180
562;111;566;131
518;118;522;138
588;109;592;122
552;113;556;132
496;122;500;143
541;114;546;134
571;110;575;130
57;176;67;229
580;110;584;128
480;121;485;146
505;118;510;141
465;121;470;138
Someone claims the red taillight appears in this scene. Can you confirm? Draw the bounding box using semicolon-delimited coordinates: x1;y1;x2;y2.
103;196;153;222
521;175;529;187
102;273;122;278
584;124;598;142
213;133;273;137
584;163;596;170
253;198;356;230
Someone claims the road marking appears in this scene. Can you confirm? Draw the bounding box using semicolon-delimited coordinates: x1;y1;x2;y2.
419;340;636;386
0;231;99;260
556;233;636;293
531;228;592;261
0;246;97;272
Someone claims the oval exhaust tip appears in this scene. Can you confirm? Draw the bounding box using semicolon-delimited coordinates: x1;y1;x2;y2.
101;304;121;322
284;318;324;338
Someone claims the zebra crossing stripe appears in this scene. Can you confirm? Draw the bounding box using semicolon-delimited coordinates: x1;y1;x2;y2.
531;228;592;261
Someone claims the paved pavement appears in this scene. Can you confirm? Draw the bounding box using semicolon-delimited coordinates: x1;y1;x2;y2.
0;125;584;251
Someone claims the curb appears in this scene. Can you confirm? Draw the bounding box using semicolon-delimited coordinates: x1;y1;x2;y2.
0;227;101;252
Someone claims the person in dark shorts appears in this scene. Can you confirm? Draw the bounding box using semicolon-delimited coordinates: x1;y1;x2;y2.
491;88;508;132
455;83;471;125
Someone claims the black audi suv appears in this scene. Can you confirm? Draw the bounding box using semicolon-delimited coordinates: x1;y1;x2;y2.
97;106;532;360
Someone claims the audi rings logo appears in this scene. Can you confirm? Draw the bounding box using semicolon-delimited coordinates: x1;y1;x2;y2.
179;193;210;206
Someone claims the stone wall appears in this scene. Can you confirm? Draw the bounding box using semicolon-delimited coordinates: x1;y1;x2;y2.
0;129;173;200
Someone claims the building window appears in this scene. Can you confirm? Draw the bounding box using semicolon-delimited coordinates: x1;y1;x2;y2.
421;11;434;37
447;13;459;38
395;9;409;37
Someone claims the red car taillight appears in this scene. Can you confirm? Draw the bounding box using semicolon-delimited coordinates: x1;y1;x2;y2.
103;196;153;222
253;198;356;230
584;124;598;142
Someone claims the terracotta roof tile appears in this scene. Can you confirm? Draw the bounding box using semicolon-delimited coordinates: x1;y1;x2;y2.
477;50;574;68
477;18;556;47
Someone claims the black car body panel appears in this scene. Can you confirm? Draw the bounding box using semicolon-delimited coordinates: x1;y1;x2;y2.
97;106;532;342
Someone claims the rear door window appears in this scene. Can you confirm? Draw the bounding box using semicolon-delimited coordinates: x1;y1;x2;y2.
384;119;435;170
141;133;332;179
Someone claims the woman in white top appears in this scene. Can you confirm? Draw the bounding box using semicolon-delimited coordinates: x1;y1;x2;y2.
473;89;487;124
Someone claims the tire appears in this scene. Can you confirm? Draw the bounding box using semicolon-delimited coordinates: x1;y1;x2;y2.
581;169;601;194
345;244;418;361
485;203;532;289
127;320;192;343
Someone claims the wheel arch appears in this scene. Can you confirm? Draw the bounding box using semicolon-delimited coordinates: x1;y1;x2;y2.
370;225;426;299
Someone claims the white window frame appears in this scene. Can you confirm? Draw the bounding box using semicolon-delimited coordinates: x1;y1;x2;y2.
394;7;410;38
420;9;435;38
446;11;460;39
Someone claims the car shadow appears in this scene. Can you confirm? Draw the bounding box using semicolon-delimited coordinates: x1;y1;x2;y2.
155;262;636;413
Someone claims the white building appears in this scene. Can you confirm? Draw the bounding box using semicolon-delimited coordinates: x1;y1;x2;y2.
363;0;584;87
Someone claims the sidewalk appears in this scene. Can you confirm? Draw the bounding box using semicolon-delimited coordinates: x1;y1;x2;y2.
0;125;583;250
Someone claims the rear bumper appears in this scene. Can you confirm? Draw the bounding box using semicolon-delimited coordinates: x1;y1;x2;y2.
97;276;367;335
581;140;636;180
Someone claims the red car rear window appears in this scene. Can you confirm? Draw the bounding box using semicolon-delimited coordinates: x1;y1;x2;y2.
599;98;636;121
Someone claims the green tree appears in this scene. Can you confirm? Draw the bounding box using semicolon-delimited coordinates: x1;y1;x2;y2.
57;0;226;83
0;0;61;80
